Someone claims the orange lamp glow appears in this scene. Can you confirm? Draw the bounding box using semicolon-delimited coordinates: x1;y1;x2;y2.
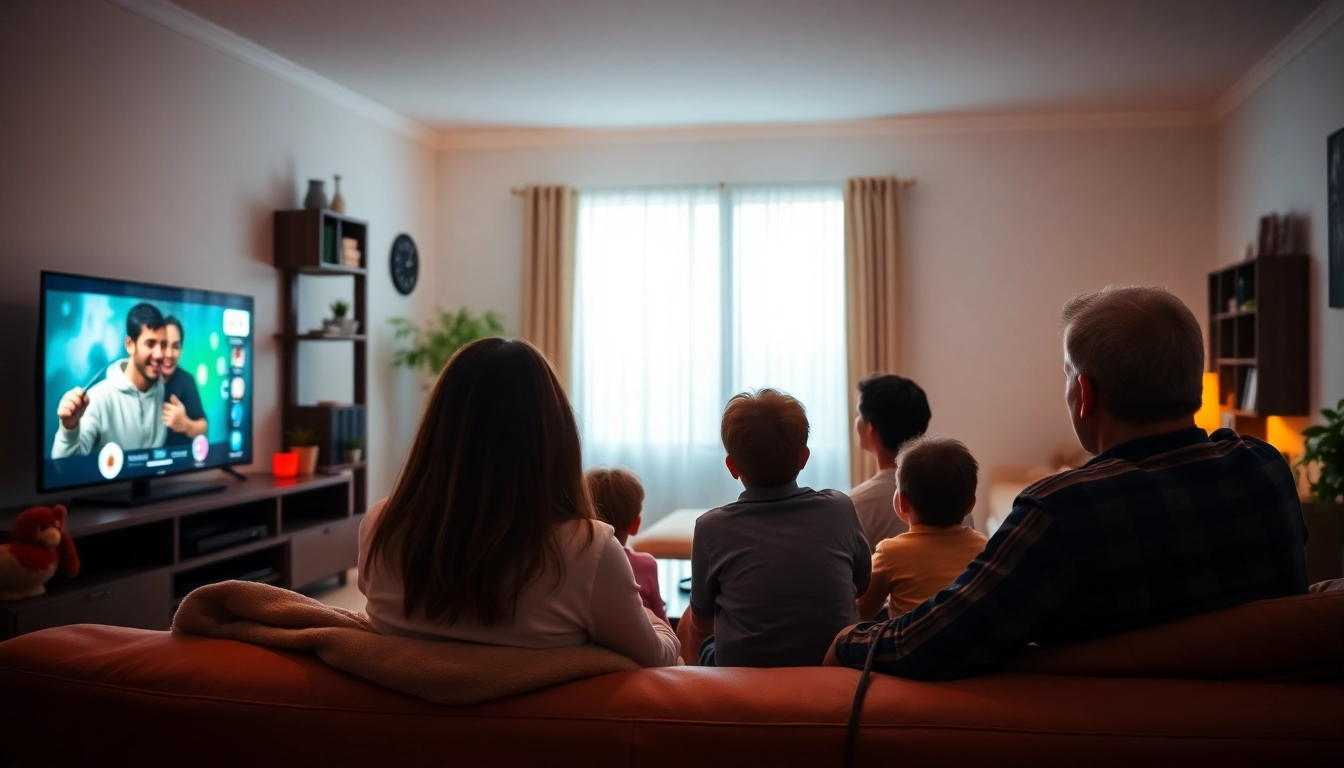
1265;416;1305;457
1194;372;1221;435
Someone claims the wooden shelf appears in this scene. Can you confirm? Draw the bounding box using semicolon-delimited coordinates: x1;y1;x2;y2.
293;264;367;276
1213;358;1257;365
1212;309;1257;320
276;333;368;342
318;461;367;474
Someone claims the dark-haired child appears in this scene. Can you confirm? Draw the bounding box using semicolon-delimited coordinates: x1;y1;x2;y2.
585;467;667;622
678;389;870;667
855;435;988;620
850;373;931;551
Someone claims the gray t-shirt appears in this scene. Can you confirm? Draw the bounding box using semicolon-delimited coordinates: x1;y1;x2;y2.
690;482;871;667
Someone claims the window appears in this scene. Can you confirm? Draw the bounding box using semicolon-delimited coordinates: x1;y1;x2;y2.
572;184;848;516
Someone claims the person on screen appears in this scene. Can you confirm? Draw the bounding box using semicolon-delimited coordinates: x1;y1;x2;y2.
161;316;208;446
52;302;168;458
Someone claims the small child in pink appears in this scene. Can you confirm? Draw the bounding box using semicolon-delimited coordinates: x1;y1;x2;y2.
586;467;668;622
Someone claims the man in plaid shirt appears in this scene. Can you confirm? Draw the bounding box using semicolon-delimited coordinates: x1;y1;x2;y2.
828;286;1308;680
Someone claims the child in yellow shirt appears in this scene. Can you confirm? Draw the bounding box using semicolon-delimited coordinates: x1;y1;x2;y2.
856;435;988;620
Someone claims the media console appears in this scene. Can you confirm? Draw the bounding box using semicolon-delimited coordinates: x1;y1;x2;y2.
0;472;359;640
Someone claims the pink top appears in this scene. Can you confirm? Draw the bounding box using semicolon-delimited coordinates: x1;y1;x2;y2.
357;500;679;667
624;547;667;622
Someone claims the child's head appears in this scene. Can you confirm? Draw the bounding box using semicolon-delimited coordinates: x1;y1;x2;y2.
585;467;645;545
368;337;592;627
856;374;931;456
894;435;978;528
721;388;810;488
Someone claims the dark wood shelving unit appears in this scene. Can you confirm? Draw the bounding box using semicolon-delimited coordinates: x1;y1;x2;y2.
1207;255;1309;438
274;208;369;512
0;474;357;639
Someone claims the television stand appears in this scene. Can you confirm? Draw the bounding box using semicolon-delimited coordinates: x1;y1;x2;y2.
73;478;226;508
221;466;248;482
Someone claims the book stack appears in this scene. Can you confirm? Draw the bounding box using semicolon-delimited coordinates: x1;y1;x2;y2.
342;237;362;268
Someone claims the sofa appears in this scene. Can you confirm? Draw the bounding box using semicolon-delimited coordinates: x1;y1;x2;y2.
1;583;1341;767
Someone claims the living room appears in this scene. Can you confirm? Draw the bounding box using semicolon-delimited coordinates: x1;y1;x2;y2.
1;0;1342;764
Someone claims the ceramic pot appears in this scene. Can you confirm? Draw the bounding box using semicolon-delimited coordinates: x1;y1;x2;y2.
345;449;362;465
304;180;328;210
294;445;320;476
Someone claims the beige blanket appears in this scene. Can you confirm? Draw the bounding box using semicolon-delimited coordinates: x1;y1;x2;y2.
171;580;640;705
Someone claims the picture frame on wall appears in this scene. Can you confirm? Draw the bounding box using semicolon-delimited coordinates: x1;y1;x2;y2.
1330;126;1343;307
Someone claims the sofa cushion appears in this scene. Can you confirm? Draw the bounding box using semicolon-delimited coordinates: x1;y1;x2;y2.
1007;580;1344;681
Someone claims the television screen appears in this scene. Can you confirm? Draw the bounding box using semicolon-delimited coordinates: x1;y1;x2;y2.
39;272;253;493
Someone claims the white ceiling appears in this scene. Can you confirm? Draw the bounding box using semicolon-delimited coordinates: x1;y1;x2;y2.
171;0;1323;130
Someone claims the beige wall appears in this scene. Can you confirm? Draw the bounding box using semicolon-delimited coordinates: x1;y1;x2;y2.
0;0;438;507
437;125;1218;523
1216;18;1344;418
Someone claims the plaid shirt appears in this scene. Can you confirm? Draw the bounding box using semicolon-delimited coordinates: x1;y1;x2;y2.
833;427;1309;680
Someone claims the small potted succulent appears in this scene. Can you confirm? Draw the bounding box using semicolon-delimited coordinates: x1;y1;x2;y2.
287;426;320;476
344;436;364;465
1299;398;1344;581
326;299;358;335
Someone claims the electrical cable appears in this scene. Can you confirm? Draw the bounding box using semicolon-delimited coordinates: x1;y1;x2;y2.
843;631;883;768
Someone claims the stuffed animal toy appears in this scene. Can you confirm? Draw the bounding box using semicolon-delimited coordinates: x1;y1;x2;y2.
0;505;80;601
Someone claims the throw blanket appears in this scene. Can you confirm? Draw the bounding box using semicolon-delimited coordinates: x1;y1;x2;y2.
172;580;640;705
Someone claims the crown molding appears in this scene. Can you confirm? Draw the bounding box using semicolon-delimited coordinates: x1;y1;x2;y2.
107;0;438;149
436;110;1214;151
1212;0;1344;120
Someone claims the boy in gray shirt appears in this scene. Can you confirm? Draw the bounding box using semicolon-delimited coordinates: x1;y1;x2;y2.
677;388;871;667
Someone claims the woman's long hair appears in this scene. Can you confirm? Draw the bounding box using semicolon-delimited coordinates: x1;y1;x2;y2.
366;338;593;626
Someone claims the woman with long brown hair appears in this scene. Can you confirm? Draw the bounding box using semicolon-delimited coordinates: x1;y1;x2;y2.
358;338;678;666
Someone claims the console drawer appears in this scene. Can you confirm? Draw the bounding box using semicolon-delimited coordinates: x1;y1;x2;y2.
13;571;171;636
289;517;359;589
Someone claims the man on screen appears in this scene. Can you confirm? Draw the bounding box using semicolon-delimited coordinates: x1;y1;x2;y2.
52;302;169;458
161;316;208;446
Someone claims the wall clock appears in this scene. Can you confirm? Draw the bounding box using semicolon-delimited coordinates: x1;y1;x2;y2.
390;233;419;295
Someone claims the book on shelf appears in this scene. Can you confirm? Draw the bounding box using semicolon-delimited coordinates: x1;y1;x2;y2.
1242;368;1258;413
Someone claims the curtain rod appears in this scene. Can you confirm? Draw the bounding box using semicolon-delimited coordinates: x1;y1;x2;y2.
510;178;916;195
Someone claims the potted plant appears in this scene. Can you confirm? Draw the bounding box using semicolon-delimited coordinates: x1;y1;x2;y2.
287;426;320;476
344;436;364;465
1298;398;1344;581
390;307;504;382
327;299;357;335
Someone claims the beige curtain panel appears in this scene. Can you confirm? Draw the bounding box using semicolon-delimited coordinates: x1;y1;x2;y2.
520;185;578;386
845;176;908;488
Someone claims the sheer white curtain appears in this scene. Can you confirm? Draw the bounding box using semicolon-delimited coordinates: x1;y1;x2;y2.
572;184;848;520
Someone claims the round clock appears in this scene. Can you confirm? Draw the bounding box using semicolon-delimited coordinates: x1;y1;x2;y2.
389;233;419;295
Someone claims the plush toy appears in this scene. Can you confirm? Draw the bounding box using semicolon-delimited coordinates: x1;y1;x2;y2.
0;505;80;601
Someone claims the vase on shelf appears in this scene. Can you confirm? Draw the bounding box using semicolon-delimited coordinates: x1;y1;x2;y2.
304;180;328;210
331;175;346;214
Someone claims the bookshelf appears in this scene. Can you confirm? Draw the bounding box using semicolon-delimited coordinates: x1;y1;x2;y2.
1207;255;1309;436
274;209;369;512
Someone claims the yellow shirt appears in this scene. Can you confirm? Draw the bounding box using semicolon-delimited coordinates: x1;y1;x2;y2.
857;524;989;619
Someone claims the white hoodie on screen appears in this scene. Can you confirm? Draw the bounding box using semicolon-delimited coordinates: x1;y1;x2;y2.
51;359;167;458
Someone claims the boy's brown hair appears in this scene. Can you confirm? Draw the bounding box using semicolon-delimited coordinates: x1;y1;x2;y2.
896;435;978;528
721;388;809;487
585;467;645;540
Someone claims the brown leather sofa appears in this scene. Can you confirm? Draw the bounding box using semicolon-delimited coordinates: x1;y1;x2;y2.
2;583;1341;767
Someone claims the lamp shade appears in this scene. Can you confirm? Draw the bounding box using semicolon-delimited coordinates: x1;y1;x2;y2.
1194;372;1221;434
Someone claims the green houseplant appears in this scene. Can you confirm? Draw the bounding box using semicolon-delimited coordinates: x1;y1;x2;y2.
390;308;504;379
344;436;364;465
1299;398;1344;581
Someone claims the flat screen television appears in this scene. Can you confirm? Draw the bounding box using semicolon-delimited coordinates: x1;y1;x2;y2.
38;271;254;505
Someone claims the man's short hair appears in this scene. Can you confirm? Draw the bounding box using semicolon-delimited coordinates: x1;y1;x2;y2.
896;435;978;528
126;303;165;341
585;467;644;537
721;388;809;487
1060;286;1203;423
857;374;931;452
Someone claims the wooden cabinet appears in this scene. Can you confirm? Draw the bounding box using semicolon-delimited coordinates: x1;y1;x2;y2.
0;474;357;639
